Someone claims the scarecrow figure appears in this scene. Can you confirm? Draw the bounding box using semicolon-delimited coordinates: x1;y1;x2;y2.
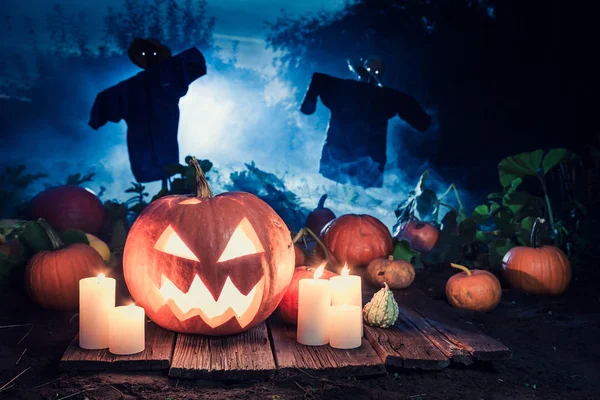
89;39;207;188
300;56;432;188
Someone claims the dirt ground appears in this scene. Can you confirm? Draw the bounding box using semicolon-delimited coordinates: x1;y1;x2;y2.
0;265;599;400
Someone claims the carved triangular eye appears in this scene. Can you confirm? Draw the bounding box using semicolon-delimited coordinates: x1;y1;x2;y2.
154;225;199;261
218;217;264;262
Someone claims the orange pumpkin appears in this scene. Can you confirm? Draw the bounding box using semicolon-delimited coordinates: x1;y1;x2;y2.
320;214;393;268
277;266;338;324
24;219;104;310
123;158;295;336
395;219;439;252
445;263;501;312
502;218;571;295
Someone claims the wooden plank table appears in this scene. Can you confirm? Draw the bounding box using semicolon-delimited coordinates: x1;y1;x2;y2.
168;322;276;380
268;317;386;377
59;322;175;371
60;286;511;378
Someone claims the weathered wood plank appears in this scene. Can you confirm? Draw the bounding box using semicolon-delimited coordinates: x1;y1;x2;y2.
267;317;386;377
395;287;512;361
59;322;175;371
364;318;450;370
396;306;473;365
168;322;276;380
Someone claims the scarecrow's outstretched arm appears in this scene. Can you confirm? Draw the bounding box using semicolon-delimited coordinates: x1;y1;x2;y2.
300;72;329;115
89;82;126;130
396;91;432;133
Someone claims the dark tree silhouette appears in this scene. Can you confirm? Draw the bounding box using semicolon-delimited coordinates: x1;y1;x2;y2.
147;0;167;40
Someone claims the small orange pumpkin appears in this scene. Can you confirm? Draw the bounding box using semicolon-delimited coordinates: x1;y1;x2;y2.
24;219;104;310
446;263;501;312
502;218;571;295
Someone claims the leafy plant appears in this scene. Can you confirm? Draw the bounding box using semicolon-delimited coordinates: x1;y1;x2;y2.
65;172;95;185
230;161;309;232
0;165;48;218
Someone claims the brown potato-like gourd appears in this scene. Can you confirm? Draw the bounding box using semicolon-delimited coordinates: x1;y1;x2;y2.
366;255;415;289
445;263;501;312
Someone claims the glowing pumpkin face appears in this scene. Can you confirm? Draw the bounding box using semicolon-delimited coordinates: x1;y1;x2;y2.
123;163;294;336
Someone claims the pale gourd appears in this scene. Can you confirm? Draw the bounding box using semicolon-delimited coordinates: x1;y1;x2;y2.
363;282;399;328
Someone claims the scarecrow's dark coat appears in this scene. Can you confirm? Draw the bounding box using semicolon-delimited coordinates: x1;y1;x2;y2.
89;48;206;183
301;72;431;188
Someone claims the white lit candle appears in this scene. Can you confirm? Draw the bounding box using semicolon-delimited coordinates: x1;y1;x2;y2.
329;304;362;349
330;264;362;307
297;263;331;346
109;303;145;355
330;264;363;335
79;273;116;349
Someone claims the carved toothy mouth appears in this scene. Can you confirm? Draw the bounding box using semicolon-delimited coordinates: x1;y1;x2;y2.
157;274;265;329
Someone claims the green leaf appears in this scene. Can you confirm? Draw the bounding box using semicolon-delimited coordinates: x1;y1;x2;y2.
440;210;458;235
498;150;543;188
415;170;429;194
541;148;576;175
18;221;53;254
515;216;536;246
415;189;438;221
489;238;516;270
492;206;514;237
458;218;478;244
505;177;523;195
490;202;500;214
502;191;544;220
393;240;419;263
472;205;490;224
61;229;89;246
0;251;26;288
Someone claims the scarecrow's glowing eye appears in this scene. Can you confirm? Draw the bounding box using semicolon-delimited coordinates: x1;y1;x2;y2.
218;217;265;262
155;225;199;261
153;52;157;56
142;51;146;56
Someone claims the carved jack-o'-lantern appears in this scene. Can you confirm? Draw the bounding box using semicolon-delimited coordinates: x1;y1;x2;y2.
123;159;295;336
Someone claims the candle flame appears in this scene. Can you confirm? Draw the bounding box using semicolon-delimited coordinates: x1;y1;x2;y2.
129;302;136;307
97;273;105;282
314;262;325;279
342;304;348;311
341;263;349;276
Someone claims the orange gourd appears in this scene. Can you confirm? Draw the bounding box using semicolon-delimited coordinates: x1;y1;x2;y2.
24;220;104;310
502;218;571;295
446;263;501;312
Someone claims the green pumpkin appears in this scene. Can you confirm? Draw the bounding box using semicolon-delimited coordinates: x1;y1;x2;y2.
363;282;399;328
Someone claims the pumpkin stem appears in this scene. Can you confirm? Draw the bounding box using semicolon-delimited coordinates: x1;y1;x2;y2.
300;227;333;266
383;282;389;290
188;157;214;198
37;218;64;250
530;217;546;248
317;194;328;209
450;263;472;276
